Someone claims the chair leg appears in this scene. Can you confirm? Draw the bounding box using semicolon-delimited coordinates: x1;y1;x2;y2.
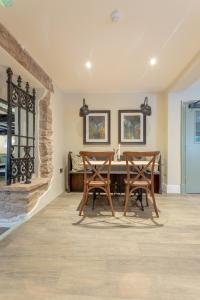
92;189;97;210
138;189;144;211
107;186;115;216
124;184;129;216
139;197;144;211
79;186;89;216
146;190;149;207
150;189;159;217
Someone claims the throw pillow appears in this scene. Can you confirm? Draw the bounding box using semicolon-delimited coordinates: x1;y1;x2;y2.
145;153;160;173
71;153;83;172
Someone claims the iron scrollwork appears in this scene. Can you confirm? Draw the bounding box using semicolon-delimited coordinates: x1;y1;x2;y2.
6;68;36;185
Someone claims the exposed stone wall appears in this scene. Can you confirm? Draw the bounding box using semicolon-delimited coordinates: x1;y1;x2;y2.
39;92;53;179
0;179;49;221
0;22;53;92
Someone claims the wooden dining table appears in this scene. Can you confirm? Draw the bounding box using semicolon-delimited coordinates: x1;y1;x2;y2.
85;160;156;166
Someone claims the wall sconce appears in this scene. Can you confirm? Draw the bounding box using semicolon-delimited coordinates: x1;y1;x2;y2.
141;97;152;116
79;98;90;117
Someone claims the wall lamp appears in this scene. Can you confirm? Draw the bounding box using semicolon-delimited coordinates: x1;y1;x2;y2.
79;98;90;117
141;97;152;116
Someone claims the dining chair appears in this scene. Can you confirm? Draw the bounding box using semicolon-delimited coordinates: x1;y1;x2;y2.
123;151;160;217
79;151;115;216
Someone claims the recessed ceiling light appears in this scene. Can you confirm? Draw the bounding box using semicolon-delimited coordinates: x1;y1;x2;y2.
85;61;92;70
149;57;157;66
111;9;120;22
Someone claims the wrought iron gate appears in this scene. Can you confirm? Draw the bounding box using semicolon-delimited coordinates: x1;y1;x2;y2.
6;68;36;184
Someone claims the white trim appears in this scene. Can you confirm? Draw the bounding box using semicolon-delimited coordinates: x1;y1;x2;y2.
167;185;180;193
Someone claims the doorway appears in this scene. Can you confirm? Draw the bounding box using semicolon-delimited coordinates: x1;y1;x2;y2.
182;101;200;193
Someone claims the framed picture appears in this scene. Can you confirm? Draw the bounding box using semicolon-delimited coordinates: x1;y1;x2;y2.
118;110;146;144
83;110;111;144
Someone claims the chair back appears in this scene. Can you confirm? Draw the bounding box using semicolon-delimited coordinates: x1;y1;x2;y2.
79;151;114;184
123;151;160;186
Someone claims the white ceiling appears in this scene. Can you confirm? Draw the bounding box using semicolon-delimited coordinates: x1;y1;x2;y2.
0;0;200;93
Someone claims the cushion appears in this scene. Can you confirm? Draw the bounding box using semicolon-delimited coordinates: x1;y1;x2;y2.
71;153;83;172
145;153;160;173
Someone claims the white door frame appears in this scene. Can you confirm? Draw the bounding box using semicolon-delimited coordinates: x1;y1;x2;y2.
181;101;187;194
181;100;200;193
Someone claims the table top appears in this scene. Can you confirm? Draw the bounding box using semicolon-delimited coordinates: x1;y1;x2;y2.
84;160;157;166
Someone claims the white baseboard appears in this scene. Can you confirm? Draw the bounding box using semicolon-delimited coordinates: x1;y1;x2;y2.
167;185;180;194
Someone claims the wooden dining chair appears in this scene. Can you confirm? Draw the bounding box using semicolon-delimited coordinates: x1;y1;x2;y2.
123;151;160;217
79;151;115;216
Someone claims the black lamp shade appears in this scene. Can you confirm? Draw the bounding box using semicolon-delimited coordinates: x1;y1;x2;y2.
141;97;152;116
79;98;90;117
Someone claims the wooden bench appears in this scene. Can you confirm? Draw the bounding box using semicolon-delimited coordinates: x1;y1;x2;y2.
66;151;162;193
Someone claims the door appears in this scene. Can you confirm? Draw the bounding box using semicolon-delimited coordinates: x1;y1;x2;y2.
185;104;200;193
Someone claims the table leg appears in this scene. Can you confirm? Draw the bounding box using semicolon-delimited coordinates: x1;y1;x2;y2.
92;189;97;210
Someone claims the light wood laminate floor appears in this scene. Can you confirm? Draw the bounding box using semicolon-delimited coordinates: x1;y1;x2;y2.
0;193;200;300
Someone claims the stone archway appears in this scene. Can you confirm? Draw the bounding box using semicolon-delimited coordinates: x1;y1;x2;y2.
0;23;54;223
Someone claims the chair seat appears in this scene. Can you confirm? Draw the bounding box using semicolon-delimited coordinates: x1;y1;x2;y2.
86;179;110;186
124;179;151;186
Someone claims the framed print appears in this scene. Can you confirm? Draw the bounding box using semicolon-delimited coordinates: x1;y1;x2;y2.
118;110;146;144
83;110;110;144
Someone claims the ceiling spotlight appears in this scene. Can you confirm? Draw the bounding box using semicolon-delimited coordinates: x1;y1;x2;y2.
149;57;157;66
111;9;120;22
85;61;92;70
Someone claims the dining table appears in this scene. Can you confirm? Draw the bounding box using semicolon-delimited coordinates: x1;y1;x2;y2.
84;160;156;166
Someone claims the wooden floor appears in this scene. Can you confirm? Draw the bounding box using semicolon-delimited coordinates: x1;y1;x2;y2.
0;192;200;300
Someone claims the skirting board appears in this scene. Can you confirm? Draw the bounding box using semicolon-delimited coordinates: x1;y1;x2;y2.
167;185;180;194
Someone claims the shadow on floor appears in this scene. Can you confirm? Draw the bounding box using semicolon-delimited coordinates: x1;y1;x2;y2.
73;195;163;229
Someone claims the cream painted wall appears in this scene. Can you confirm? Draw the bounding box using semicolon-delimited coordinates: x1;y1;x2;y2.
156;93;168;189
167;80;200;193
65;93;156;151
64;92;167;186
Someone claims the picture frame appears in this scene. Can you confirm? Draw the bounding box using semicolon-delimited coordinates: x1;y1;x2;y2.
83;110;111;144
118;110;146;144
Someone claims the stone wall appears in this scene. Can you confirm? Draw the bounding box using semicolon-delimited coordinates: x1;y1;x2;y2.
0;179;49;221
0;22;53;92
39;92;53;179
